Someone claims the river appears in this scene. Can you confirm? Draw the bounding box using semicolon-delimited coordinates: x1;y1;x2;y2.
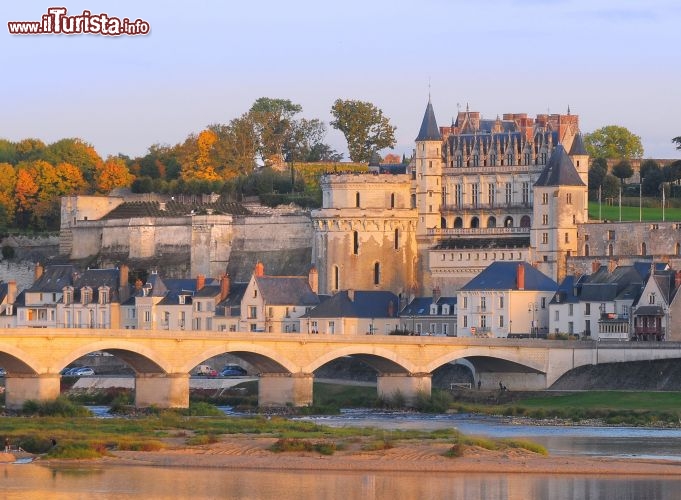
3;410;681;499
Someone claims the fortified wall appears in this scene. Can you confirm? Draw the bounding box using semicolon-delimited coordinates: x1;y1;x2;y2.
59;195;313;279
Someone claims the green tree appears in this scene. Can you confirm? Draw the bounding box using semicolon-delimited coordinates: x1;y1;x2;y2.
42;138;102;184
588;157;608;200
601;174;620;199
642;169;665;196
584;126;643;159
639;159;660;181
672;136;681;150
611;160;634;187
330;99;396;162
0;140;17;164
249;97;302;167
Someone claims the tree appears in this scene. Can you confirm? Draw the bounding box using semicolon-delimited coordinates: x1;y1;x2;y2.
95;157;134;193
639;159;660;181
0;162;17;223
383;153;401;164
0;140;17;164
673;136;681;150
14;168;39;228
588;157;608;200
642;168;665;196
249;97;302;167
584;126;643;159
283;118;326;163
601;174;620;199
43;138;102;183
330;99;396;163
611;160;634;187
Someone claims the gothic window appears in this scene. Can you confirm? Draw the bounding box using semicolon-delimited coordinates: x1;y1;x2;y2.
524;153;531;165
353;231;359;255
456;156;463;167
473;155;479;167
520;215;531;227
584;244;590;256
522;182;530;204
505;183;512;204
394;228;400;249
488;184;495;206
507;153;513;165
471;184;479;207
649;293;656;305
373;262;381;285
504;216;514;227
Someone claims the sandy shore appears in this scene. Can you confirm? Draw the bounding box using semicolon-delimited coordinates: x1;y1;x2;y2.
27;436;681;476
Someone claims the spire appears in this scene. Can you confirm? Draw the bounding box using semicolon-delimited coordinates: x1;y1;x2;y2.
569;133;588;156
416;100;441;141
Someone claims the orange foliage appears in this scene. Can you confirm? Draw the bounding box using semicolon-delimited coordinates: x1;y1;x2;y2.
95;157;134;193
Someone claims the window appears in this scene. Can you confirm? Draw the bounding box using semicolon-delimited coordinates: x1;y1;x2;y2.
541;297;546;308
463;316;468;327
144;311;151;323
196;301;202;312
567;193;572;204
430;304;438;315
499;296;504;308
430;323;436;334
554;310;559;321
390;193;395;208
471;184;479;207
499;315;504;327
353;231;359;255
99;288;109;304
463;296;468;309
442;324;448;335
568;304;573;316
373;262;381;285
455;185;462;207
333;265;339;290
522;182;529;204
542;214;548;225
649;293;656;305
565;232;569;243
585;303;591;315
568;322;574;334
249;306;257;319
505;183;512;204
355;192;360;208
127;308;136;319
394;228;399;249
82;287;92;304
608;244;614;256
488;184;495;206
542;233;548;244
480;315;487;328
268;307;273;318
542;193;549;205
480;296;486;311
163;311;170;325
641;242;647;256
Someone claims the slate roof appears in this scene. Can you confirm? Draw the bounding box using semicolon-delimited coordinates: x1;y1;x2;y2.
27;265;77;293
569;133;588;156
534;144;585;187
216;282;248;317
307;290;399;319
255;276;319;306
102;200;250;220
416;100;441;141
460;262;557;292
550;275;582;305
400;296;457;316
71;268;123;303
0;282;9;304
579;265;645;302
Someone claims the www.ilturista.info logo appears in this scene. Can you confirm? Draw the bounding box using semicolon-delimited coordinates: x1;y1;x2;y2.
8;7;150;36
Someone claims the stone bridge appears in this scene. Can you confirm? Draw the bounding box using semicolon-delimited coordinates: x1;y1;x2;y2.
2;328;681;409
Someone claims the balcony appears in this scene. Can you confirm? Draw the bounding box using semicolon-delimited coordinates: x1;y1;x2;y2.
428;226;530;237
442;202;531;213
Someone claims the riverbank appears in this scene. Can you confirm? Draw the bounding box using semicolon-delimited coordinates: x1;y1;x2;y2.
28;435;681;476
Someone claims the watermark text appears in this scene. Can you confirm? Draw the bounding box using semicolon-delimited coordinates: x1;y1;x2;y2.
8;7;150;36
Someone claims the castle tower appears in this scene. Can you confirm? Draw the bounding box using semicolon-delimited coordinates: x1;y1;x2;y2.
413;99;444;294
568;133;589;188
531;144;588;282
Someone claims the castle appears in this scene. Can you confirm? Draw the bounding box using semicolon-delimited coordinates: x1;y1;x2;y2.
58;101;681;298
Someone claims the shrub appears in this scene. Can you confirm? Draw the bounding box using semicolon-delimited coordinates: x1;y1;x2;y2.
186;434;219;446
444;442;464;458
22;397;91;417
362;439;394;451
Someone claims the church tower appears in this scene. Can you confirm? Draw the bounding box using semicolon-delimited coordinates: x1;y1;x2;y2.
414;99;444;293
532;144;587;282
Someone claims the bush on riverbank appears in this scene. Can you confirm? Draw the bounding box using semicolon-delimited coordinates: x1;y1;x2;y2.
22;396;91;417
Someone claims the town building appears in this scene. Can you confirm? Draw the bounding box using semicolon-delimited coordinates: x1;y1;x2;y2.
399;290;457;336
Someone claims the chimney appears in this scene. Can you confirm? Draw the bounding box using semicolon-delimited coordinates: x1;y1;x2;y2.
592;260;601;273
196;274;205;291
119;264;129;289
608;259;617;273
308;266;318;294
516;263;525;290
348;289;355;302
34;263;44;281
254;261;265;277
7;280;16;304
220;273;231;301
433;286;441;302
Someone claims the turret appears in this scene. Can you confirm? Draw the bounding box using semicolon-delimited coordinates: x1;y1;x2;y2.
414;99;443;236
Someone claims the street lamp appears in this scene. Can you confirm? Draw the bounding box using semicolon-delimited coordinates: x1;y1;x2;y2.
528;302;538;338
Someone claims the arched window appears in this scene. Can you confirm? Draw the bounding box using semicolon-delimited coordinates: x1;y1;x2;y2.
454;217;463;228
584;244;590;257
487;216;496;228
390;193;395;208
440;217;447;229
410;194;416;209
333;265;339;290
520;215;531;228
394;228;399;249
504;216;514;227
641;242;647;256
608;243;614;256
470;217;479;229
355;192;360;208
353;231;359;255
373;262;380;285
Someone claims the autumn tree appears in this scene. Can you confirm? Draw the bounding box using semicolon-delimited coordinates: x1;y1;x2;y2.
0;163;17;224
43;138;103;184
15;138;46;162
178;130;222;183
95;157;134;193
584;126;643;160
208;114;258;177
330;99;396;162
14;168;39;228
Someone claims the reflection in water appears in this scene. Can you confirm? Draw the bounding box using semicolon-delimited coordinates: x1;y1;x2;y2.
1;465;681;500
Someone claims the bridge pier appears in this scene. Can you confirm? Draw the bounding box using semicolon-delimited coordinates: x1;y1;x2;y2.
377;373;431;405
4;374;61;410
258;373;313;407
478;372;548;391
135;373;189;408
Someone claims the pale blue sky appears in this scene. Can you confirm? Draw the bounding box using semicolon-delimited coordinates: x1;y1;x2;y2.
2;0;680;159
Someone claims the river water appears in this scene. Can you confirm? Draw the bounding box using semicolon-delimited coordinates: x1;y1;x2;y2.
3;410;681;499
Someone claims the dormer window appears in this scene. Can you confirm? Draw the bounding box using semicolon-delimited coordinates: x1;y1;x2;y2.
430;304;438;315
81;287;92;304
99;287;109;305
441;304;450;315
649;293;656;305
179;295;186;305
63;287;73;305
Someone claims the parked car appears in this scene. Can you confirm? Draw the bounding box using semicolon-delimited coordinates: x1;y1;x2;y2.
72;367;95;376
194;364;217;377
220;365;247;377
61;367;80;376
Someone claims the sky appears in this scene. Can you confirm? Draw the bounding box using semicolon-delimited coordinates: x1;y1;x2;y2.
2;0;681;160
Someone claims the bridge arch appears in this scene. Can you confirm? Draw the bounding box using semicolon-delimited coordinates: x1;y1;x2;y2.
55;340;173;375
303;346;416;374
186;343;299;374
424;346;547;375
0;344;42;375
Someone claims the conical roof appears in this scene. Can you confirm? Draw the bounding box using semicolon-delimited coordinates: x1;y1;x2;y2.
535;144;585;187
569;133;588;156
416;100;441;141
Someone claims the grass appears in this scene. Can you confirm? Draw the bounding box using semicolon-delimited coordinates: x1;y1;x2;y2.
588;201;681;221
515;391;681;412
